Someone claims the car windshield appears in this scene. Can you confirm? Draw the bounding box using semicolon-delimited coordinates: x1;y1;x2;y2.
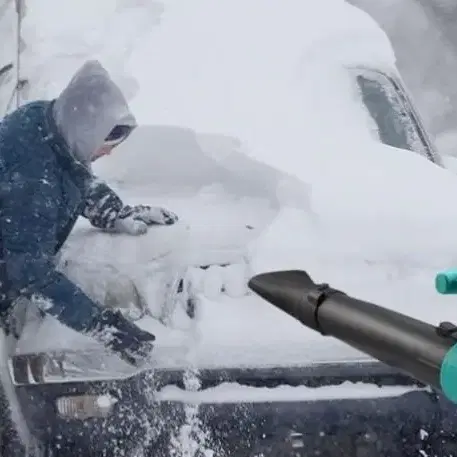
353;68;436;162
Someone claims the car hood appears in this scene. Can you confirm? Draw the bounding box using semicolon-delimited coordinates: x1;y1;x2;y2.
12;141;457;378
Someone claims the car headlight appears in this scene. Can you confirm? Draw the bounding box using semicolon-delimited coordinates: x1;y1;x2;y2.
8;349;139;386
56;394;118;420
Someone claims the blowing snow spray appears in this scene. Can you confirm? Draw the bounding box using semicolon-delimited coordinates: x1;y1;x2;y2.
248;270;457;404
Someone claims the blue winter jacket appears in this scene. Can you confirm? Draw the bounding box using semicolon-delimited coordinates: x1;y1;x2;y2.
0;63;137;335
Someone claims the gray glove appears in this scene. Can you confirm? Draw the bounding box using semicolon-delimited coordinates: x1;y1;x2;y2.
109;205;178;236
113;217;148;236
121;204;178;225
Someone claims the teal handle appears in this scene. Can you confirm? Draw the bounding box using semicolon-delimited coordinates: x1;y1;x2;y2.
441;343;457;404
436;270;457;294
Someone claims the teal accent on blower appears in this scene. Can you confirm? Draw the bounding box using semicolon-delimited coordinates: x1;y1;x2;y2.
441;343;457;404
436;270;457;294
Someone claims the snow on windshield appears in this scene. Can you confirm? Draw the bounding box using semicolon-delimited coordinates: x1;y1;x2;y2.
354;70;432;157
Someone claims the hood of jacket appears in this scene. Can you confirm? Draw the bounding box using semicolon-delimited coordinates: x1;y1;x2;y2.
52;60;137;166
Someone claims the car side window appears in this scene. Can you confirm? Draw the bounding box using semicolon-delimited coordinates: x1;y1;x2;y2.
354;69;436;163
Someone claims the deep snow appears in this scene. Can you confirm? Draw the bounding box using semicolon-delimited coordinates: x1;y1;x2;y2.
1;1;457;455
15;134;457;372
0;8;455;437
6;0;457;372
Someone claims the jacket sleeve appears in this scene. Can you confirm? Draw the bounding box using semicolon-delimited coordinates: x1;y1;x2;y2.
0;160;104;334
81;177;127;230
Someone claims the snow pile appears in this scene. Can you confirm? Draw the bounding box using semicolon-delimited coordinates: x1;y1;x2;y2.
258;142;457;265
2;1;452;455
128;0;398;174
16;0;164;102
2;0;456;372
8;0;456;368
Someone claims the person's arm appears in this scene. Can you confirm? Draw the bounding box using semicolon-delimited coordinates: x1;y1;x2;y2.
0;160;155;366
81;177;124;230
81;176;179;234
0;159;106;333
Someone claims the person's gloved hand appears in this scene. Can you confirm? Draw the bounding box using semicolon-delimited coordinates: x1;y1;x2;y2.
120;204;179;226
91;308;156;368
109;205;179;236
112;217;148;236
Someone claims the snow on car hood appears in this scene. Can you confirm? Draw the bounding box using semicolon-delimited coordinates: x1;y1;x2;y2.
14;139;457;372
192;142;457;369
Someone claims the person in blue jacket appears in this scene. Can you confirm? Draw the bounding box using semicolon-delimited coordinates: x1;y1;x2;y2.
0;59;178;367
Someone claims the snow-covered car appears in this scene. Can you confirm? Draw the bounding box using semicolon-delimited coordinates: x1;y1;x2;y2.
3;1;457;456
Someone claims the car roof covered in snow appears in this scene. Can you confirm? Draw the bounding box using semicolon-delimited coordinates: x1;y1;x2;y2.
124;0;402;190
129;0;398;125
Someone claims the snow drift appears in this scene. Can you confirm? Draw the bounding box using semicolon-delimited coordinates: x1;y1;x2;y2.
1;0;455;372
